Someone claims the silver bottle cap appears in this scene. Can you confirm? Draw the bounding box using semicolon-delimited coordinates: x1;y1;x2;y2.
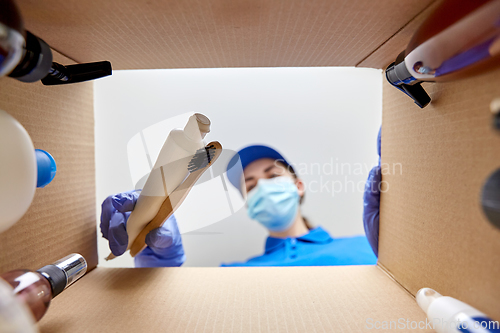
53;253;87;288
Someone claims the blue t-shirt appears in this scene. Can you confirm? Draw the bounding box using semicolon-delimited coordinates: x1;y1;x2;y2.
221;227;377;267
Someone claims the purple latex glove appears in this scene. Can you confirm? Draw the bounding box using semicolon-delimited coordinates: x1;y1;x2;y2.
100;190;185;267
362;127;381;257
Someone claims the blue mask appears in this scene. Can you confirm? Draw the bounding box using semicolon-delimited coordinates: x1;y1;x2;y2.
247;176;300;232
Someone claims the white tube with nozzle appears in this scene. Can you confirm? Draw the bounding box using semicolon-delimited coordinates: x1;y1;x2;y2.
416;288;499;333
116;113;211;256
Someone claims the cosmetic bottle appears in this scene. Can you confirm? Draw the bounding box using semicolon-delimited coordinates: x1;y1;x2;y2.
417;287;499;333
0;278;37;333
0;253;87;322
107;113;210;259
385;0;500;108
0;109;57;233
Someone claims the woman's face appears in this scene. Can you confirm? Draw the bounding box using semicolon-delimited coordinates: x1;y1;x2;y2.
243;158;305;196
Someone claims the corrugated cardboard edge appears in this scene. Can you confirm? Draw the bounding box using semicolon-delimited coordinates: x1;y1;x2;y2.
17;0;433;69
376;263;415;300
356;0;440;69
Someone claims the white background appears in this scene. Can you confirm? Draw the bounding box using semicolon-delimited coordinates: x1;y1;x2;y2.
94;67;382;267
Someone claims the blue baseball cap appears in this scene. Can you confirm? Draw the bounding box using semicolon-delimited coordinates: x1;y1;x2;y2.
226;144;294;194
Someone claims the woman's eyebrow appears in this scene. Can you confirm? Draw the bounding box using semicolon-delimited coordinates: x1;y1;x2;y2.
244;176;255;182
264;165;277;173
245;164;280;182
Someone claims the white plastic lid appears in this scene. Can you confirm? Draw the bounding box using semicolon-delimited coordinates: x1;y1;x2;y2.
416;287;442;314
194;113;211;134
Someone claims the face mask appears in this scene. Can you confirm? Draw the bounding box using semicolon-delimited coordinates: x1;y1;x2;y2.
247;176;300;232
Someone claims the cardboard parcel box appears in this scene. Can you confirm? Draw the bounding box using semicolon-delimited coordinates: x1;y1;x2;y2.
0;0;499;332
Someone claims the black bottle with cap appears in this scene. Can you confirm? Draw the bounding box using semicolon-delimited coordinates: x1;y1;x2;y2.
0;253;87;322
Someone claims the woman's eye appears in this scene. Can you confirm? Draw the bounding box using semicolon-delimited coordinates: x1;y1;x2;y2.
269;174;279;178
247;185;255;192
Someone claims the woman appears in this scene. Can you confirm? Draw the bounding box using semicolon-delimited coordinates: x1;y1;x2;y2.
221;144;377;266
100;141;380;267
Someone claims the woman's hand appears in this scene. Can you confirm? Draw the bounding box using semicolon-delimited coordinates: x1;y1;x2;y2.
100;190;185;267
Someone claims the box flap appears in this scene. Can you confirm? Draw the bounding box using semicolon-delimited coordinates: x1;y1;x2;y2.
357;1;440;69
0;51;98;273
16;0;433;70
39;266;432;332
